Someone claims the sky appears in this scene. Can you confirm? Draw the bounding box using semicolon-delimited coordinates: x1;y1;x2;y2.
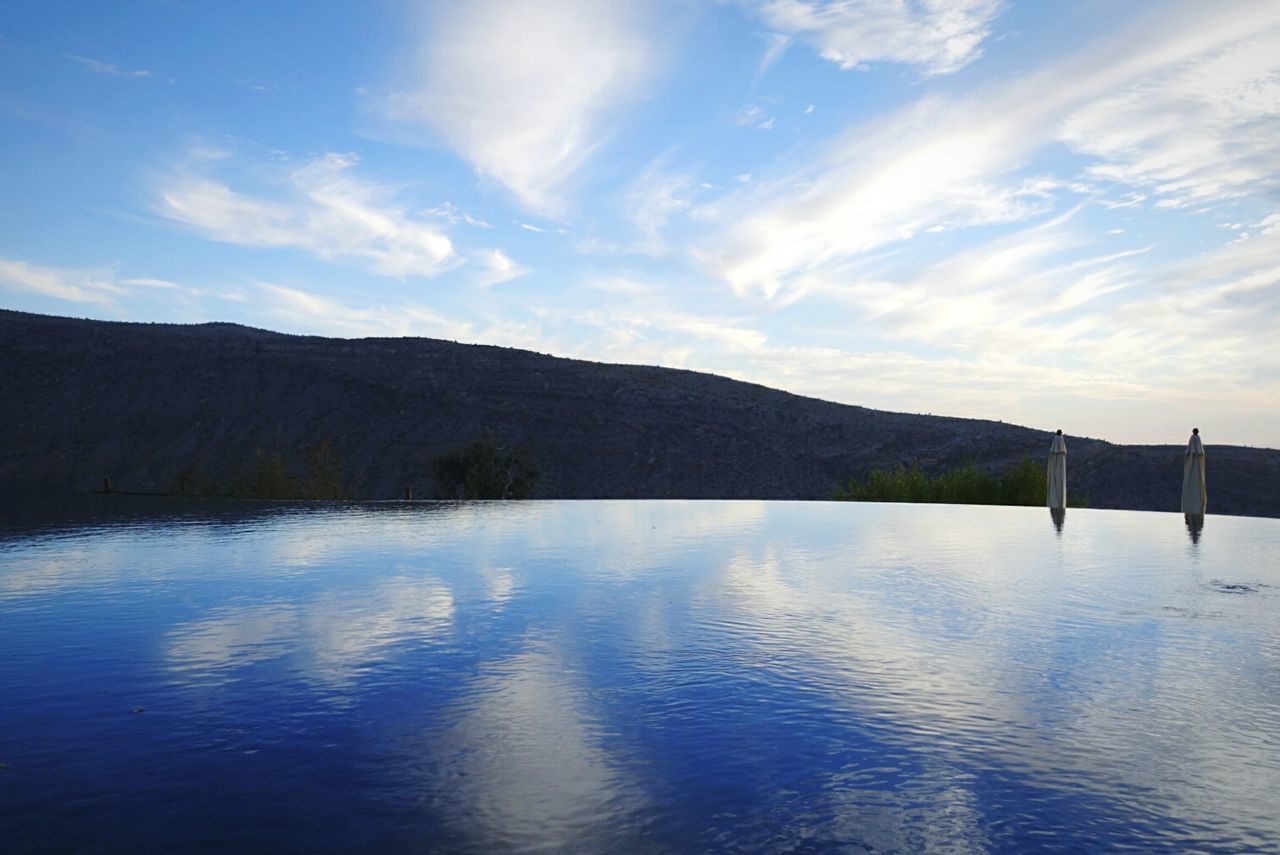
2;1;1278;448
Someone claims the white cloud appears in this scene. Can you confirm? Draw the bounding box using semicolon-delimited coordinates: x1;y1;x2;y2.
1059;22;1280;208
758;31;792;74
582;307;770;354
698;94;1062;300
473;249;528;288
621;156;696;255
745;0;1004;75
157;152;459;279
585;276;659;297
829;211;1145;349
0;258;201;305
232;231;1279;443
248;281;559;353
1127;214;1280;352
808;212;1280;435
396;0;657;216
520;192;1276;443
422;202;492;228
0;258;121;303
67;54;151;78
699;2;1280;303
542;292;1139;424
734;103;769;126
120;277;183;290
254;282;475;340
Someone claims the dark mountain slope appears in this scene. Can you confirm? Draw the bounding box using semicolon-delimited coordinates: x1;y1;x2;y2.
2;309;1277;516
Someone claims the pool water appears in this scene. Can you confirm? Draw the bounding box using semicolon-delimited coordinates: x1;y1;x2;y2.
1;499;1278;852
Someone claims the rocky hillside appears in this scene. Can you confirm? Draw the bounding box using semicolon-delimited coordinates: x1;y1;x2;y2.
2;309;1278;517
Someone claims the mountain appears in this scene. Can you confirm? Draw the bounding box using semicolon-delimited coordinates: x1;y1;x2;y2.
3;309;1278;517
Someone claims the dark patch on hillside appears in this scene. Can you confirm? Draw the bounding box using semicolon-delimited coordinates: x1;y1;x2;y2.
2;309;1277;517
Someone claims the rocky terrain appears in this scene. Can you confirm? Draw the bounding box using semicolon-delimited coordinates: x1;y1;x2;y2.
3;309;1278;517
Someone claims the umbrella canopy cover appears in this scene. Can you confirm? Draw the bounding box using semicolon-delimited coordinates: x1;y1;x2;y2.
1181;431;1207;515
1047;432;1067;510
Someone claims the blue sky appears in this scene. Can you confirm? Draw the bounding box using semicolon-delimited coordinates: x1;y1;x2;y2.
2;1;1278;448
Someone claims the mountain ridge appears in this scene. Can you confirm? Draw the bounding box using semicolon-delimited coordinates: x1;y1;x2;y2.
3;309;1278;517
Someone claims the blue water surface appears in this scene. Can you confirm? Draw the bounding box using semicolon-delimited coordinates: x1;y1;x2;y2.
1;498;1278;853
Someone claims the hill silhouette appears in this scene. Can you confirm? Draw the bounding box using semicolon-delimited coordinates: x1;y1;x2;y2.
2;309;1277;517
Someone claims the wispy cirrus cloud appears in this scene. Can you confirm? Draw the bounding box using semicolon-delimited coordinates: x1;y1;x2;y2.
560;235;1278;441
156;152;462;279
1058;23;1280;208
67;54;151;78
0;257;207;314
533;284;1152;425
823;210;1150;354
238;236;1280;444
0;257;122;303
249;281;558;356
393;0;658;216
744;0;1005;75
254;282;475;340
473;249;528;288
766;208;1280;435
1102;213;1280;375
699;1;1280;303
608;154;700;257
696;92;1064;300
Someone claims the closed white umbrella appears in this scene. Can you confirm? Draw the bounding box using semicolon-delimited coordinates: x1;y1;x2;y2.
1181;428;1207;515
1047;429;1067;510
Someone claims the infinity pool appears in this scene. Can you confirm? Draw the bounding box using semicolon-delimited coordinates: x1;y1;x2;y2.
1;499;1278;852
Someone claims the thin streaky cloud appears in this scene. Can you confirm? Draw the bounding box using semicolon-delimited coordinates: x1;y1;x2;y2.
156;152;460;279
472;249;528;288
67;54;152;78
744;0;1005;75
1058;25;1280;208
0;258;121;303
699;1;1280;303
253;282;474;340
622;155;696;256
757;32;791;75
0;259;202;304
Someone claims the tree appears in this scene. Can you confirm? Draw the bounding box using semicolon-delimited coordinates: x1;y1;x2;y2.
251;448;295;499
303;437;345;499
430;432;540;499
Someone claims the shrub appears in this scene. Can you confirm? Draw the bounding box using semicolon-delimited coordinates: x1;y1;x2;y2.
222;435;347;500
835;457;1084;507
251;448;296;499
430;432;540;499
303;438;346;499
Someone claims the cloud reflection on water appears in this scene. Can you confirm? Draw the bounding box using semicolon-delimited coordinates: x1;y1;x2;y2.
6;499;1279;850
166;575;455;691
423;643;651;852
701;505;1280;845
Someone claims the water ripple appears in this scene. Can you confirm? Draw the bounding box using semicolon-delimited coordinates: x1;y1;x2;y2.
1;500;1278;852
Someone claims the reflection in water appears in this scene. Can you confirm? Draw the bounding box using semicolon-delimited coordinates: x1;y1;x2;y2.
707;513;1280;850
1050;507;1066;534
1186;513;1204;545
166;575;456;691
1;499;1278;852
427;645;649;852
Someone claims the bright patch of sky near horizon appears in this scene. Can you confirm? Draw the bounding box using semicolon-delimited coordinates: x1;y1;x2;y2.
2;0;1278;447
